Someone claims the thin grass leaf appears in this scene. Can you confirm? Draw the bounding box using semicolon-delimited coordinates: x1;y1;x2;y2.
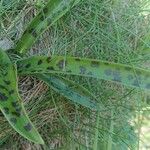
93;112;100;150
35;74;100;110
0;49;44;144
17;56;150;90
107;110;114;150
15;0;80;54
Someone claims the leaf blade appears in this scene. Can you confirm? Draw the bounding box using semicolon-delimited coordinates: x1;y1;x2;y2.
0;49;44;144
17;56;150;90
35;74;100;110
15;0;80;54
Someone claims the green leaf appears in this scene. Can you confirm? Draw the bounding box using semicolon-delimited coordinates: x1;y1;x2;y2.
35;74;100;110
93;112;100;150
0;49;44;144
17;56;150;90
15;0;80;54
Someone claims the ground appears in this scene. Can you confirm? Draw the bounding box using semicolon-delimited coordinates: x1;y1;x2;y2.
0;0;150;149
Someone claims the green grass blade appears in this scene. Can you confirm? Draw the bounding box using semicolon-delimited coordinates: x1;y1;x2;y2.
35;74;99;110
15;0;80;54
0;49;44;144
17;56;150;90
107;110;114;150
93;112;100;150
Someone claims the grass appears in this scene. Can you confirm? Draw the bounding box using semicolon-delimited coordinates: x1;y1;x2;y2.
0;0;150;149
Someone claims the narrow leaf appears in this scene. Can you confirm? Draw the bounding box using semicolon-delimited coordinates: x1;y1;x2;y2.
17;56;150;90
35;74;100;110
0;49;44;144
93;112;100;150
15;0;80;54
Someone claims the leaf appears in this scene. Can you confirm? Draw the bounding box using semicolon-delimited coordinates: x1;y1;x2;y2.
0;49;44;144
35;74;100;110
15;0;80;54
17;56;150;90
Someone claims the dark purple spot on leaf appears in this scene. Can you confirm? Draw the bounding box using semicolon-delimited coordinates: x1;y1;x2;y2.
1;71;8;76
28;28;37;37
38;59;43;65
67;70;72;73
23;30;28;35
28;28;34;33
15;107;22;113
47;18;51;24
125;66;132;71
0;92;8;101
32;30;37;37
112;70;122;82
104;69;112;76
43;7;48;14
3;80;11;85
47;66;54;70
145;83;150;89
10;118;17;124
46;57;51;63
127;74;134;80
12;111;21;117
24;123;32;132
57;60;67;69
40;14;45;21
0;85;7;91
79;66;86;74
89;101;97;109
25;64;31;68
104;62;109;65
3;107;9;114
40;27;45;32
113;76;122;82
9;90;15;95
91;61;99;67
132;79;140;87
75;58;81;61
87;71;93;76
11;101;19;108
18;70;23;73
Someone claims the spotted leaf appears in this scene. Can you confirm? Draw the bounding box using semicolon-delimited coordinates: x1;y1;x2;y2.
35;74;101;110
0;49;44;144
15;0;80;54
17;56;150;90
